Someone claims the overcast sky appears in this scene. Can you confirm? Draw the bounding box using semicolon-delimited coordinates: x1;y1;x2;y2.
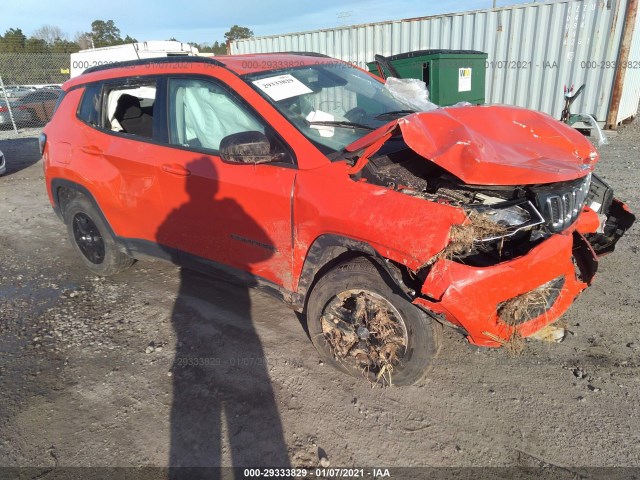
3;0;530;44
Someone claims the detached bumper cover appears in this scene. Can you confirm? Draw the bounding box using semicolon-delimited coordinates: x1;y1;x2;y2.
413;198;634;347
586;199;636;256
414;232;589;346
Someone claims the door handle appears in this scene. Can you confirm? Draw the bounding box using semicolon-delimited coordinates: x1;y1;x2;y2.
162;163;191;176
80;145;102;155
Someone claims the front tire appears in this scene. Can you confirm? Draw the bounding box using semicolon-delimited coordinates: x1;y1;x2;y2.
307;257;441;386
64;196;134;276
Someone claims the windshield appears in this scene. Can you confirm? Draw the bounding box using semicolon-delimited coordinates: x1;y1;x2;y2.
245;64;416;153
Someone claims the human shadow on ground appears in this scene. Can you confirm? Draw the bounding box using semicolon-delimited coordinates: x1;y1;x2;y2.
156;157;291;478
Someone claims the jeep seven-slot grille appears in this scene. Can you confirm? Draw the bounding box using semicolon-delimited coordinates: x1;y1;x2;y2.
535;174;591;232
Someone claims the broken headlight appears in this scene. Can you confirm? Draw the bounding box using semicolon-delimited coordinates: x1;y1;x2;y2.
469;199;545;242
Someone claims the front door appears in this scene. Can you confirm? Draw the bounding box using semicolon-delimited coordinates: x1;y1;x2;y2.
156;76;297;290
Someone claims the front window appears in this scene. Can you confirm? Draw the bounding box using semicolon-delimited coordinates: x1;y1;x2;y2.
168;78;265;151
245;64;415;153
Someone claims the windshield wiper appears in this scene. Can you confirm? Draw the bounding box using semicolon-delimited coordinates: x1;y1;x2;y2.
306;120;375;131
375;109;416;119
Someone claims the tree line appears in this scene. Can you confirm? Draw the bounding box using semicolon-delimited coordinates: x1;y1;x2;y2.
0;21;137;54
0;21;254;55
0;21;253;86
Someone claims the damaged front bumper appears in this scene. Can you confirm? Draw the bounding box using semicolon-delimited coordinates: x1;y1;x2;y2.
413;200;635;347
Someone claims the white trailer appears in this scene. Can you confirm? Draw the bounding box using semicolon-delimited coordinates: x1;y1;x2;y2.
70;41;199;78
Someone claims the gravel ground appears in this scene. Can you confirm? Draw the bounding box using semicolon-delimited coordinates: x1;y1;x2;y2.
0;127;43;142
0;122;639;477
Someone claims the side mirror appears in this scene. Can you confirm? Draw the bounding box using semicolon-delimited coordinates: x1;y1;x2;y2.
219;131;282;164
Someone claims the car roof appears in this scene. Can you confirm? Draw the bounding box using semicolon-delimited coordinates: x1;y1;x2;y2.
63;53;346;90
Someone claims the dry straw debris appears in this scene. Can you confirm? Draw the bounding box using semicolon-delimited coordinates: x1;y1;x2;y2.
423;210;508;268
322;292;406;386
483;331;525;356
498;285;553;326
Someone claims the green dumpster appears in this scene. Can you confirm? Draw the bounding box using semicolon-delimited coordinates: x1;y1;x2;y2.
367;50;487;106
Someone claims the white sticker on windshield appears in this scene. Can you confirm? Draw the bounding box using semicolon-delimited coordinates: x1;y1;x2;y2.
306;110;335;137
252;74;313;101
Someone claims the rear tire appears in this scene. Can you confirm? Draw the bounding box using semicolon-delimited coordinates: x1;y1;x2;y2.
307;257;441;386
64;196;134;276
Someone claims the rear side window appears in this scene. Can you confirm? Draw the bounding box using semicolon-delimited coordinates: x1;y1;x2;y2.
78;84;102;126
103;79;158;139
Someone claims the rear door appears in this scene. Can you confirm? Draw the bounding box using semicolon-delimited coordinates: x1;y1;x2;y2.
71;78;174;256
155;76;297;290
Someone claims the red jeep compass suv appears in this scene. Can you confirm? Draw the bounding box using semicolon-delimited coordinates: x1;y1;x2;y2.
42;54;634;385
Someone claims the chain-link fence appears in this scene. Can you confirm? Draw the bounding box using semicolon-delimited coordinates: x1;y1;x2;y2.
0;53;70;139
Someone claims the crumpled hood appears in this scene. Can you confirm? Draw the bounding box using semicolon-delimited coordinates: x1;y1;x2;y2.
346;105;599;185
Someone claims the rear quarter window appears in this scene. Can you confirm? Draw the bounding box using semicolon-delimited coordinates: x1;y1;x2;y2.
77;84;102;126
52;91;67;117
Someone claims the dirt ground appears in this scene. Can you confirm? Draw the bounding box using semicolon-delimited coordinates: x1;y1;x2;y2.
0;120;639;478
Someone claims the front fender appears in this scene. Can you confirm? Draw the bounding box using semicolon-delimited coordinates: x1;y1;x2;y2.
292;161;467;283
295;234;418;305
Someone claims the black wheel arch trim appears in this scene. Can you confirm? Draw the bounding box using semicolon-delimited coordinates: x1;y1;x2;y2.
296;234;417;307
49;178;124;251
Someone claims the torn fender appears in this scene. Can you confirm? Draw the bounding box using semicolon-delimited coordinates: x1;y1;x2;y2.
346;105;599;186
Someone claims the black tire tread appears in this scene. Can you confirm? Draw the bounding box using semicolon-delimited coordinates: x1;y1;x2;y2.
307;256;441;386
64;195;134;276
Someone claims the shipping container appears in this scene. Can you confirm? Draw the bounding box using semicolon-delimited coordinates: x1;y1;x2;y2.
230;0;640;127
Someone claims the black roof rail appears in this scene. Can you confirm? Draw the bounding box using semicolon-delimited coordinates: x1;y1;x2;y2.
82;56;224;75
277;51;330;58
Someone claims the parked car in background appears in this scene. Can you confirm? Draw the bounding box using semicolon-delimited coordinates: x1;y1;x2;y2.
0;149;6;176
0;100;30;128
0;100;13;128
2;86;35;99
42;54;634;385
15;89;62;125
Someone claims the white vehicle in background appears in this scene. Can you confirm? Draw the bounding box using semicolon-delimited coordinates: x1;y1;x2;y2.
70;41;199;78
3;87;35;99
